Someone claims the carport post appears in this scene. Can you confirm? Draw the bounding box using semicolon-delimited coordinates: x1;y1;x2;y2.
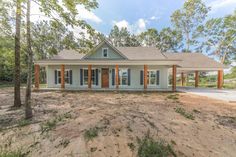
34;64;40;89
172;65;177;91
195;71;199;88
217;70;223;89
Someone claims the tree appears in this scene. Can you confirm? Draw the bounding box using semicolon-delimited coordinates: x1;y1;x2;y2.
25;0;33;119
23;0;98;119
199;11;236;64
138;28;159;47
14;0;22;107
108;25;140;47
171;0;210;52
158;27;183;52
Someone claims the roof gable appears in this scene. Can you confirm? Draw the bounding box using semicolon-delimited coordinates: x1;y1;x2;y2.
82;40;128;60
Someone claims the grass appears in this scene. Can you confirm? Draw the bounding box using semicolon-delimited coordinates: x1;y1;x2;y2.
56;139;70;148
167;94;179;100
137;134;176;157
175;107;195;120
0;149;25;157
40;112;72;133
84;127;99;141
17;119;31;127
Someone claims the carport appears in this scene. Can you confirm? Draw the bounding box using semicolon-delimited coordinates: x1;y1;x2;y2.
167;53;228;90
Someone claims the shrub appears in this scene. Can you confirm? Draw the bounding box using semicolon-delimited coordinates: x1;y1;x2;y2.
175;107;195;120
137;134;176;157
84;127;99;141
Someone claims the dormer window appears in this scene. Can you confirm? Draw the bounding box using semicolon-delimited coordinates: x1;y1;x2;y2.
102;48;108;58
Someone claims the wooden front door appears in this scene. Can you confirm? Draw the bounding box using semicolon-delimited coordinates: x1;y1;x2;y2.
102;68;109;88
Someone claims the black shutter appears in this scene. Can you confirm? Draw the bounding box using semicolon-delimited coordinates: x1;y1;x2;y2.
112;69;115;86
80;69;83;85
140;70;143;85
156;70;160;85
96;69;99;85
55;70;57;84
70;70;73;84
128;69;131;86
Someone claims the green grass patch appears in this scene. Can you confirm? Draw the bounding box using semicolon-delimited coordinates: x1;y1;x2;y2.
167;94;179;100
84;127;99;141
40;112;72;133
137;134;176;157
17;119;31;127
0;149;25;157
175;107;195;120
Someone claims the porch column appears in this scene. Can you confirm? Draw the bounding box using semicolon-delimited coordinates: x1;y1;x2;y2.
217;70;223;89
115;65;119;89
61;64;65;89
144;65;148;89
34;64;40;89
88;65;92;88
195;71;199;88
172;65;177;91
181;72;185;86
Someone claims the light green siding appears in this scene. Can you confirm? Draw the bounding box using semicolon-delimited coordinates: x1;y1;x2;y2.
85;43;125;60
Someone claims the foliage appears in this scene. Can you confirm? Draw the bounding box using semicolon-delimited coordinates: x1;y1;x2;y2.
109;25;140;47
198;10;236;64
84;127;99;141
137;133;176;157
175;107;195;120
0;149;25;157
138;28;159;47
171;0;210;52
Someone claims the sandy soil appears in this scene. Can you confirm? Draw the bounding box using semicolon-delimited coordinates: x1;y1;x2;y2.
0;88;236;157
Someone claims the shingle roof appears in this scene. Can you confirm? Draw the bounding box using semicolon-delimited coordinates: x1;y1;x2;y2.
116;47;167;60
51;49;85;60
165;53;227;69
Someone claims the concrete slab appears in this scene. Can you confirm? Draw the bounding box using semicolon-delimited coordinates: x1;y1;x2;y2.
177;87;236;102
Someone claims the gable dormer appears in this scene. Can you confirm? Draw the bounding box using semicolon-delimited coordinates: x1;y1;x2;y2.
82;40;127;60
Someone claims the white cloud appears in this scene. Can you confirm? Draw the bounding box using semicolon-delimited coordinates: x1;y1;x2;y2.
112;18;147;35
112;20;129;29
208;0;236;12
77;6;102;23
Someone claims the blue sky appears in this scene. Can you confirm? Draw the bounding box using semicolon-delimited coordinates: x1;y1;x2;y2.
81;0;236;35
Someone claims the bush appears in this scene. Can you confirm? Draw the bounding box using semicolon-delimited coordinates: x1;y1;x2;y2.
137;134;176;157
84;127;99;141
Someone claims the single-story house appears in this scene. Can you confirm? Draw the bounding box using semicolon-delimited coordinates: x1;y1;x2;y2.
34;40;227;91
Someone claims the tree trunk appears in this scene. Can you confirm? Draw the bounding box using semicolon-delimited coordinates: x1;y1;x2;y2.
221;52;227;64
25;0;33;119
14;0;22;108
186;31;190;52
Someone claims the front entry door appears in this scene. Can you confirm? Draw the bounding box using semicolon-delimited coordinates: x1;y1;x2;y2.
102;68;109;88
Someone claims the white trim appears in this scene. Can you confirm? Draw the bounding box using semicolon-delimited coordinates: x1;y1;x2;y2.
56;69;71;85
35;60;181;66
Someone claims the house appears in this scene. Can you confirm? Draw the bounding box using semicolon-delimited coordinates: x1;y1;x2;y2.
34;40;227;91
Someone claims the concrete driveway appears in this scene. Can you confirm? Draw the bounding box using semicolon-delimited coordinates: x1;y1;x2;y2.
177;87;236;103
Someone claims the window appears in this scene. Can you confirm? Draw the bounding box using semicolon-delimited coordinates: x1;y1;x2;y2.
83;69;97;85
57;70;71;84
119;68;128;85
102;48;108;57
147;70;158;85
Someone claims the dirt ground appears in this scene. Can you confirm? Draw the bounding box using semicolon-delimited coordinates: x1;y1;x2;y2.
0;88;236;157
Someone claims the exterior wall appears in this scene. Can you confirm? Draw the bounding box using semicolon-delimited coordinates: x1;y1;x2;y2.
85;43;125;60
47;65;169;90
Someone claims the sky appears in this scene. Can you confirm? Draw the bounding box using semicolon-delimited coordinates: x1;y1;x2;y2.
31;0;236;36
80;0;236;35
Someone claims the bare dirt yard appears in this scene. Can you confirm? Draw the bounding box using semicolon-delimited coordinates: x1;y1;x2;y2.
0;88;236;157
